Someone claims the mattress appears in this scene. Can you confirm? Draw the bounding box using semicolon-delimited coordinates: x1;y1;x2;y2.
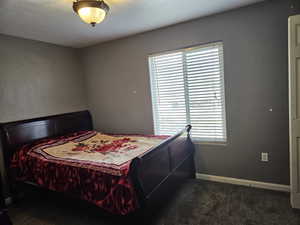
11;130;169;215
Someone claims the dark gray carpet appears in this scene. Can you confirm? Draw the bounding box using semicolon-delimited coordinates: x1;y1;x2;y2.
8;180;300;225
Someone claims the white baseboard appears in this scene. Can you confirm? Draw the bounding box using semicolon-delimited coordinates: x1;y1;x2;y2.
196;173;290;193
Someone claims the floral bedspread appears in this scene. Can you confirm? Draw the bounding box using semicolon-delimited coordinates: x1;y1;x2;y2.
11;131;169;215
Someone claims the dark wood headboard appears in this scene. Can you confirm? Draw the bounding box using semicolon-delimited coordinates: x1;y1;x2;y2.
0;111;93;169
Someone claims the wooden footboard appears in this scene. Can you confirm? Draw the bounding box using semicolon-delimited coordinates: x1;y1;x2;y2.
129;125;195;208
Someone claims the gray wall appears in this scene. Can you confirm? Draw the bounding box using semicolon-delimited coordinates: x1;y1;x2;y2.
0;34;87;122
0;34;88;194
81;0;292;185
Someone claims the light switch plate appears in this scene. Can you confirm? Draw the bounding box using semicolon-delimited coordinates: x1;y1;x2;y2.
261;152;268;162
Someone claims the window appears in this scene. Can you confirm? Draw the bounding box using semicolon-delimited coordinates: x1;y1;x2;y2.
149;42;227;143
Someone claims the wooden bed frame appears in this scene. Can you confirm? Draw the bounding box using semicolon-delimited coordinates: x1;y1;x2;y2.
0;110;195;213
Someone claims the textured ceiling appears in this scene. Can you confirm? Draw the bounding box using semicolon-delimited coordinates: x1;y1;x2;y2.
0;0;264;48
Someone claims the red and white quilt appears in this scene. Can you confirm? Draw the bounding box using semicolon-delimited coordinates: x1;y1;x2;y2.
11;131;169;215
28;131;168;176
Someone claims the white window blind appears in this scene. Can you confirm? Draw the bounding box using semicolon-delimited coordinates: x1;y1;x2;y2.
149;42;227;142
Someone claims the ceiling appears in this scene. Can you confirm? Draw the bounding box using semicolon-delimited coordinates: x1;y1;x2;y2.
0;0;264;48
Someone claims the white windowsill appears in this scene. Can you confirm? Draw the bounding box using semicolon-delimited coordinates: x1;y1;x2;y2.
192;140;228;146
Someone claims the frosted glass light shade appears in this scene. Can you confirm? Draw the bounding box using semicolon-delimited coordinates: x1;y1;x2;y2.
78;7;106;25
73;1;109;27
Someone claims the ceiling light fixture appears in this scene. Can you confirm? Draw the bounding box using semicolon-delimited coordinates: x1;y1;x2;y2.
73;0;109;27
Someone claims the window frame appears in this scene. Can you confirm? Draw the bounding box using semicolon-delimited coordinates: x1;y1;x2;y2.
148;41;228;144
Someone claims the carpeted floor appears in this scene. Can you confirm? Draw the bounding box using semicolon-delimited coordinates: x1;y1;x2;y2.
8;180;300;225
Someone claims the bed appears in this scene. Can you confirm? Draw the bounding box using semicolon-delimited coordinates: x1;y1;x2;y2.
0;111;195;215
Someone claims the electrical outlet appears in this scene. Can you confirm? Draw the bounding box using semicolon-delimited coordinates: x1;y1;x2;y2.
261;153;268;162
